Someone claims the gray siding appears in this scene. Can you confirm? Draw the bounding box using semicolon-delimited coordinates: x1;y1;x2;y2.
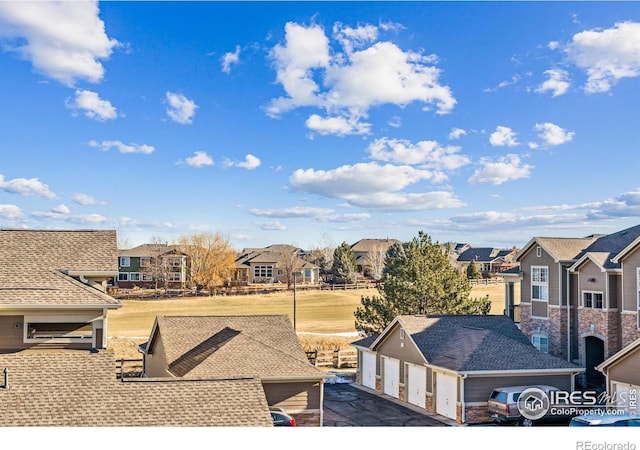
608;347;640;386
464;374;574;403
578;262;607;307
609;273;621;310
621;247;640;312
263;381;322;411
376;323;426;380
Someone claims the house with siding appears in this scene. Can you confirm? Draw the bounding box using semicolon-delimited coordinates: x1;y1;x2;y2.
140;314;330;426
117;243;188;289
350;238;402;280
0;229;121;351
511;224;640;389
233;244;319;285
456;247;518;277
596;337;640;414
351;314;582;424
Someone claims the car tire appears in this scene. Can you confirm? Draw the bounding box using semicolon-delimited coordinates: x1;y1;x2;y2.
518;417;534;427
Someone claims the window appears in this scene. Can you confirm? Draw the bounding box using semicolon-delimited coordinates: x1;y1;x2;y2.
24;315;95;344
140;257;150;267
119;257;130;267
142;273;153;282
118;272;129;281
582;291;603;309
531;266;548;301
532;334;549;353
129;272;140;282
254;265;273;278
168;272;182;282
637;268;640;329
167;257;182;267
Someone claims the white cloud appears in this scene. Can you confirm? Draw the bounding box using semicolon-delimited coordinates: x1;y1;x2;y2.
254;220;286;231
221;45;240;73
51;204;70;215
536;69;571;97
332;22;378;54
0;204;24;220
266;21;456;124
166;92;198;124
534;122;575;146
88;140;155;154
565;21;640;93
468;154;533;185
183;151;214;168
367;137;470;171
290;162;433;198
489;126;519;147
0;174;55;198
306;114;371;136
449;127;467;140
322;213;371;223
249;206;335;219
387;116;402;128
72;193;105;205
67;90;117;121
224;154;261;170
343;191;466;212
0;1;119;86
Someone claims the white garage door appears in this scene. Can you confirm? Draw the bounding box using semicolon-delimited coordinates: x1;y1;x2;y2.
383;356;400;398
436;372;457;420
361;351;376;390
407;363;427;408
613;382;640;413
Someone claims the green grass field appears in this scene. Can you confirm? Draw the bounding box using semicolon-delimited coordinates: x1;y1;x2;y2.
108;283;513;338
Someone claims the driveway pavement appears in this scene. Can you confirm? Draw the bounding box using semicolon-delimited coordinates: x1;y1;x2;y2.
323;381;458;427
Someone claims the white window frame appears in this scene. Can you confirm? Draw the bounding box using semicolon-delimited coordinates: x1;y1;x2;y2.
140;257;150;267
582;291;604;309
142;272;153;282
168;272;183;282
119;256;130;267
532;334;549;353
637;268;640;329
24;314;96;344
254;265;273;278
531;266;549;302
129;272;141;282
118;272;129;281
167;256;182;267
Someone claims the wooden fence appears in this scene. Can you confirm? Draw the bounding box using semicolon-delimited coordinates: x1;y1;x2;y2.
305;349;357;368
469;277;505;286
116;358;144;379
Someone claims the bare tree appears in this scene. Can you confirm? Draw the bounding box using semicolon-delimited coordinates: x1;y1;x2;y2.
178;232;235;295
307;233;335;282
366;244;387;281
139;236;170;294
279;245;303;289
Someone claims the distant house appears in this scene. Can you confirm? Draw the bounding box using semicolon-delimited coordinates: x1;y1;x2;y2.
233;244;319;285
350;238;401;280
117;243;188;289
456;247;518;277
0;351;272;426
140;315;330;426
351;314;582;424
0;229;121;351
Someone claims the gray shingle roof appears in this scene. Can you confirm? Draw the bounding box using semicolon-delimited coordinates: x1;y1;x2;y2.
150;315;327;379
578;224;640;270
0;351;272;426
456;247;515;263
359;315;580;373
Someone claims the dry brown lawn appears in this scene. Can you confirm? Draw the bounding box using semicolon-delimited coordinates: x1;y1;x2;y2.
107;283;514;359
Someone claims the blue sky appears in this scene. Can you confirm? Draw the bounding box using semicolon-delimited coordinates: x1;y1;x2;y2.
0;1;639;251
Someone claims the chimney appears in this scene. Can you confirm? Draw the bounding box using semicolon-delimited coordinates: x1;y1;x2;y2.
2;367;8;390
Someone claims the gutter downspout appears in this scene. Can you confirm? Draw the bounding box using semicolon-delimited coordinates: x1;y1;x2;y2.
567;267;571;364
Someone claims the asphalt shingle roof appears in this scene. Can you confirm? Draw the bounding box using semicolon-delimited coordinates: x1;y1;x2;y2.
151;315;327;379
0;229;120;307
0;351;272;426
355;315;580;373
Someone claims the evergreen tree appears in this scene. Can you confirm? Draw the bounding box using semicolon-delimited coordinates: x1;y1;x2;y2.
354;231;491;335
466;259;482;280
331;241;358;284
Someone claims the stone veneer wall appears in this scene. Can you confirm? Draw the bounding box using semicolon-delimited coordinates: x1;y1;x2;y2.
294;412;321;427
465;404;493;424
519;304;569;359
577;309;620;359
621;313;640;347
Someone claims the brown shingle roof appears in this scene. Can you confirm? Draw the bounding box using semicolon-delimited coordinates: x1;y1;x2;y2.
151;315;327;379
0;351;272;426
0;229;118;272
